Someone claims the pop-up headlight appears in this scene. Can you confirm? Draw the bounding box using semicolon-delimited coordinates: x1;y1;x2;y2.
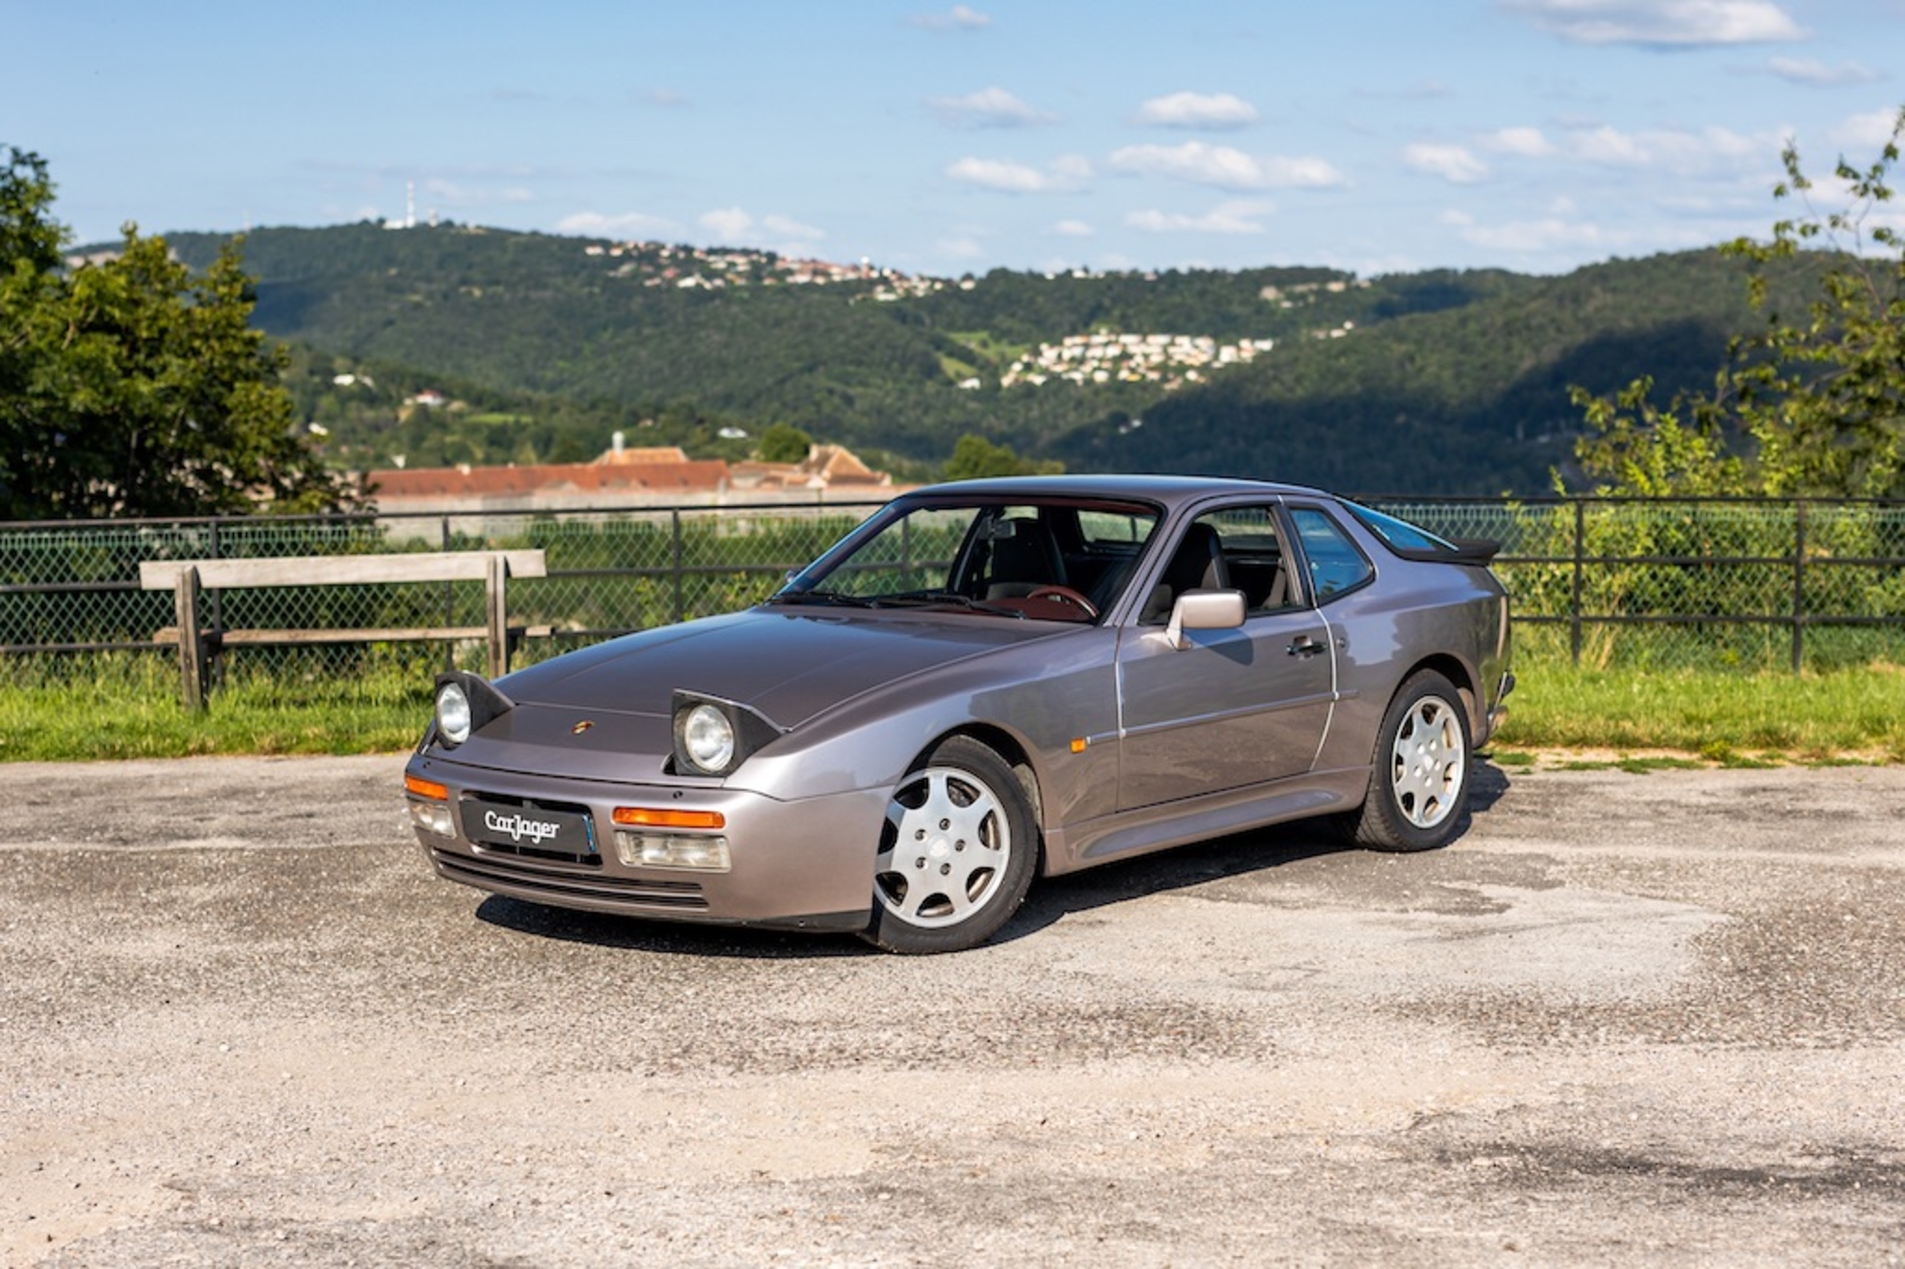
433;672;515;747
670;692;781;777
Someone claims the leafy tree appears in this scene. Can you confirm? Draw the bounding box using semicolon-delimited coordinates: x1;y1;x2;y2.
757;422;812;463
0;149;64;507
943;433;1063;480
0;145;351;519
1573;108;1905;498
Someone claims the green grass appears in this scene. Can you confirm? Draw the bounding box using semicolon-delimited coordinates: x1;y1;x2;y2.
2;654;1903;764
0;653;429;761
1493;663;1905;764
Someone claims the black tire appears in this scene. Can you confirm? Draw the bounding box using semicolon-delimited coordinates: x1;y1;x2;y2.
1347;670;1472;852
862;736;1038;954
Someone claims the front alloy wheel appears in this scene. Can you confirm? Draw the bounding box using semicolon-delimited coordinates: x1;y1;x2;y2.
864;736;1037;953
1348;669;1472;852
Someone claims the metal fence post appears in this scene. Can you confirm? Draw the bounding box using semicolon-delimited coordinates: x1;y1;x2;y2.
441;515;454;673
671;509;684;625
1792;500;1808;674
485;553;509;680
206;520;224;688
1571;499;1585;667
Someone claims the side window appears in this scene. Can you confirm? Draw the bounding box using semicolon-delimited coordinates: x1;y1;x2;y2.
1199;505;1299;614
1290;507;1373;602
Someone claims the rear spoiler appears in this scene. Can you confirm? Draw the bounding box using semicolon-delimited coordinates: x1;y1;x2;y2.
1389;538;1502;566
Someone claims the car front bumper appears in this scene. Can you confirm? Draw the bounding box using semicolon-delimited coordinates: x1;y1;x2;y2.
403;752;886;932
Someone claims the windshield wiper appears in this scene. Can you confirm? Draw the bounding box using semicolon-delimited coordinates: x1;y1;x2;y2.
875;590;1025;618
767;589;876;607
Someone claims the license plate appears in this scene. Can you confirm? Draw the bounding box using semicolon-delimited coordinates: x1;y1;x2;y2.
464;797;596;855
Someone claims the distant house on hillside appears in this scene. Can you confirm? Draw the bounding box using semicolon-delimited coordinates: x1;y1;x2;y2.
729;444;892;495
593;436;692;466
366;442;901;537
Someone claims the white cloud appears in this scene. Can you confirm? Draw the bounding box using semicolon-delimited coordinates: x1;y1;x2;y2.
1502;0;1804;46
1449;205;1719;258
1126;200;1275;234
699;207;753;240
422;178;473;204
1572;125;1651;165
928;87;1055;128
1766;57;1881;86
1455;215;1617;253
683;209;826;251
1832;107;1905;150
1134;91;1260;130
415;177;540;209
1109;142;1345;190
1566;123;1765;167
937;234;987;259
1485;126;1557;157
1403;143;1489;183
946;155;1090;193
556;210;678;237
1258;156;1348;187
762;214;825;242
911;5;990;31
1052;219;1094;237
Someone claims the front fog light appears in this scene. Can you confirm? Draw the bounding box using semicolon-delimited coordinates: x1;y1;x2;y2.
409;800;457;837
614;830;731;872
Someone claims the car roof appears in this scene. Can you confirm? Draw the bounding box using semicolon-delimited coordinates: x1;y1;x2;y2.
904;474;1336;509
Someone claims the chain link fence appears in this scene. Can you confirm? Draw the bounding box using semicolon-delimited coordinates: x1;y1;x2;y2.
3;498;1902;685
1382;497;1905;671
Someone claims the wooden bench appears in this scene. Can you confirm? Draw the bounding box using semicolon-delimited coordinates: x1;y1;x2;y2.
138;550;547;709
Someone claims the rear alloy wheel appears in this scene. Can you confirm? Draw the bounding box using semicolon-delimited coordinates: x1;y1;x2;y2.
1348;670;1472;852
864;736;1037;954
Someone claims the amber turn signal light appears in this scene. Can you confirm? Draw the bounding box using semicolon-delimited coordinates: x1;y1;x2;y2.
405;774;449;801
612;806;726;830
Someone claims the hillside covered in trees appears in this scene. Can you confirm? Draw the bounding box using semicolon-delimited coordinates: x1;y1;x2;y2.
156;223;1810;495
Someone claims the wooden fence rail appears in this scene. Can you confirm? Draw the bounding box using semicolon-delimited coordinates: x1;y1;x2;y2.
137;551;546;709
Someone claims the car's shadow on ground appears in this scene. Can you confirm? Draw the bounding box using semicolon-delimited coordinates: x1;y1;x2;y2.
474;761;1514;959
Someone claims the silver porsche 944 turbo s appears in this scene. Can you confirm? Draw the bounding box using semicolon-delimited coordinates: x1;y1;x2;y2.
404;475;1513;953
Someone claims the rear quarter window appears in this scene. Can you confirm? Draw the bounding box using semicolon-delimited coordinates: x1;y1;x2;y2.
1290;507;1374;602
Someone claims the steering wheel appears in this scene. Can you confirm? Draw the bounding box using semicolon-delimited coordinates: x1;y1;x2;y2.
1024;585;1099;618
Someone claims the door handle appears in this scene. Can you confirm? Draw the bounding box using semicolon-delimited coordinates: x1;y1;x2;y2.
1286;635;1326;658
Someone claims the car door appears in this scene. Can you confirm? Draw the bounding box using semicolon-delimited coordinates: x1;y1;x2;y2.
1115;502;1335;811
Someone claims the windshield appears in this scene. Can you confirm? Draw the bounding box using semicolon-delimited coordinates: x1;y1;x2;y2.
774;497;1161;623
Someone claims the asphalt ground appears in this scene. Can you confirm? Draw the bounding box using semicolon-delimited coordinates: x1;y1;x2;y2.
2;755;1903;1267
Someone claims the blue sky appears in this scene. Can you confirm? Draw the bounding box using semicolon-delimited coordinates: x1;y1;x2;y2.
8;0;1902;278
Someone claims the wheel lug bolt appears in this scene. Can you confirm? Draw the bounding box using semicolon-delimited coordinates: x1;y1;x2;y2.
915;857;926;869
940;863;951;875
915;829;925;840
939;819;950;830
955;840;965;850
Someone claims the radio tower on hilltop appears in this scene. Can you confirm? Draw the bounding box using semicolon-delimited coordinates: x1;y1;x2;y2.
405;180;417;230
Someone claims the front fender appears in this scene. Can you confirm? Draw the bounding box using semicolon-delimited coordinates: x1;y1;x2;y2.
727;626;1123;830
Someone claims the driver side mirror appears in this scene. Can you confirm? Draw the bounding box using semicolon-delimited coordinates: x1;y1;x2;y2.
1165;589;1245;650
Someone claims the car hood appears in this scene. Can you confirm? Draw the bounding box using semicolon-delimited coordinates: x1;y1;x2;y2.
497;606;1067;731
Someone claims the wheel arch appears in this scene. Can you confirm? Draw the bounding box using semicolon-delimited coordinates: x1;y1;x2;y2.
1399;652;1481;737
904;723;1047;856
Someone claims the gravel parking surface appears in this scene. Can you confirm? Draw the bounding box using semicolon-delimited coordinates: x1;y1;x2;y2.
3;756;1903;1266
